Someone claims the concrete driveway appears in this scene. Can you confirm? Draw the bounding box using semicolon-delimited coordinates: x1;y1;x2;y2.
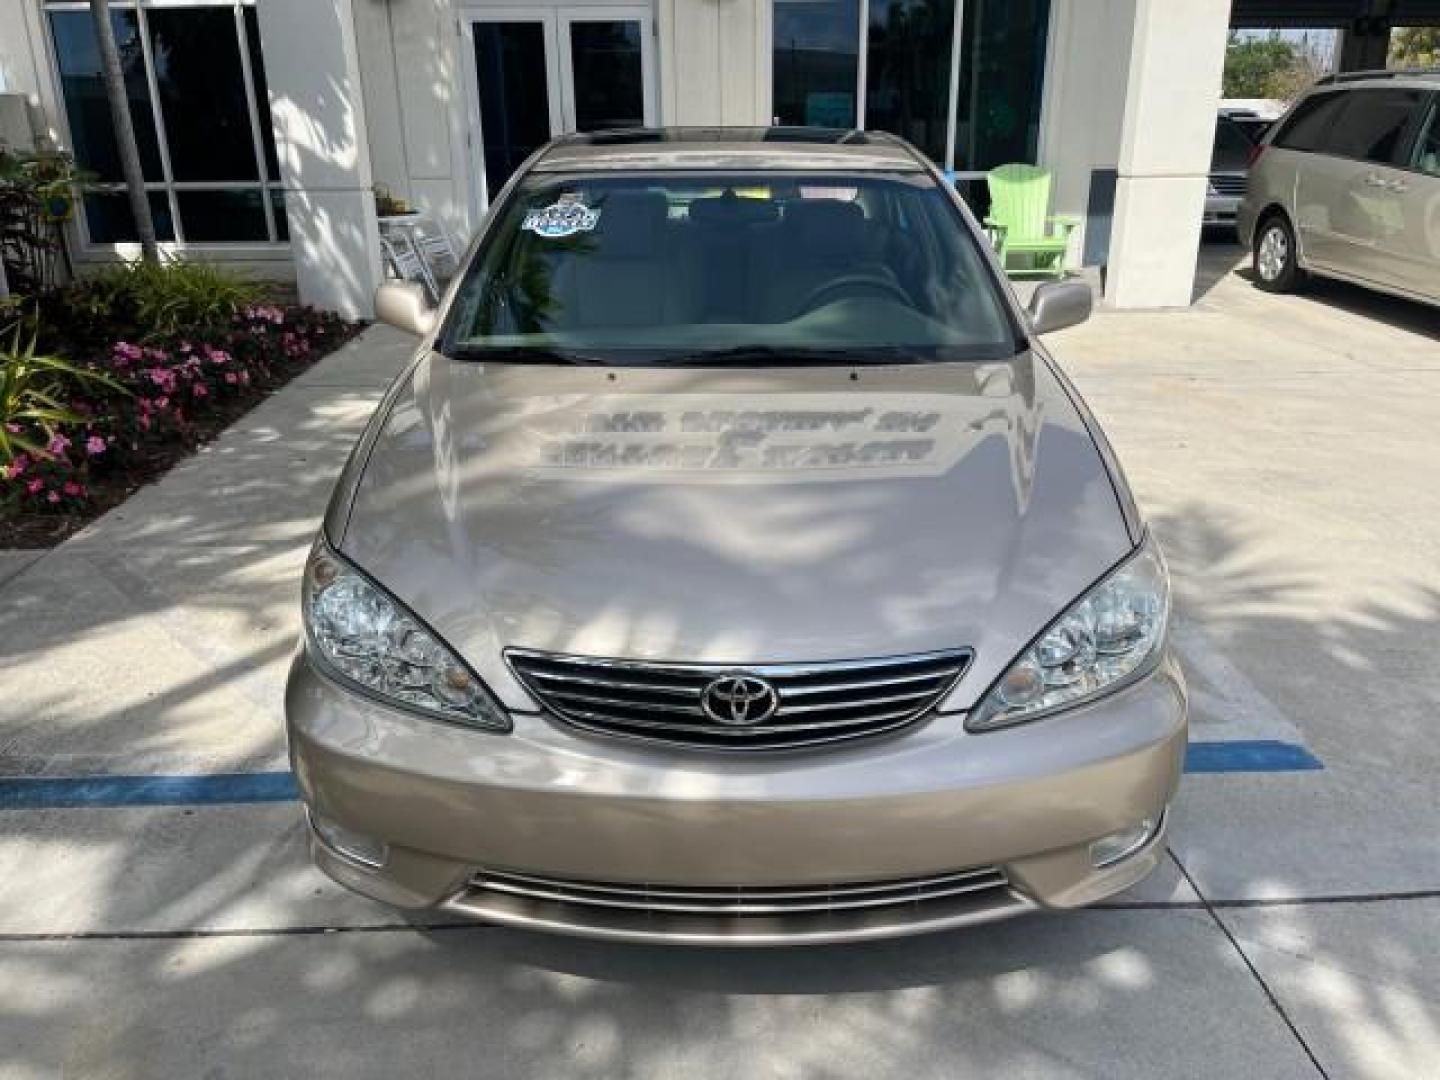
2;246;1436;1078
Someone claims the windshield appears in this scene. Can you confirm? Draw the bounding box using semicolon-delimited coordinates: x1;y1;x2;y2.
1212;119;1255;169
441;172;1021;366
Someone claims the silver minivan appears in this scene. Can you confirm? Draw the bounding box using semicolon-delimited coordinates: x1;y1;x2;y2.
1239;70;1440;306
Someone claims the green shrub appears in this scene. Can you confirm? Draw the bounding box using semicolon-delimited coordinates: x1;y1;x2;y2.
53;258;269;346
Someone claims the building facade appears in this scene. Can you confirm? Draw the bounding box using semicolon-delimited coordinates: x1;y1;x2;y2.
0;0;1234;315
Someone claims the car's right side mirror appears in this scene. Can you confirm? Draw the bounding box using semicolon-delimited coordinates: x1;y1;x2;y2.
1027;281;1093;336
375;280;438;338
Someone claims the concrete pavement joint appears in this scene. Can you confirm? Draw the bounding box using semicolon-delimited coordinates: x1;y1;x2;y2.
1168;849;1331;1079
5;890;1438;944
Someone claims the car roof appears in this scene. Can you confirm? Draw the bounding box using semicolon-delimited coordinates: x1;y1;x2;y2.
531;127;929;174
1312;68;1440;93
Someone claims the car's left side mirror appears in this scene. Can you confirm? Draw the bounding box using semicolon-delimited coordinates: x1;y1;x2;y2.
1027;281;1093;336
375;280;438;338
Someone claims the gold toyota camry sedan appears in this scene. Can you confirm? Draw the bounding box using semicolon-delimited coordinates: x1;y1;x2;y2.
286;128;1186;945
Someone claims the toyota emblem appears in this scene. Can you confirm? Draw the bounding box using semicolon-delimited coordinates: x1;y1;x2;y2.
700;674;780;726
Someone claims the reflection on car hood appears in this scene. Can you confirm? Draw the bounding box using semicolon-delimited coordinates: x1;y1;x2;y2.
340;353;1133;712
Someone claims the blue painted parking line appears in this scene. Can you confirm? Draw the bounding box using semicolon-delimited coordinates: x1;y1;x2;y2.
0;740;1322;810
0;772;298;810
1184;740;1323;773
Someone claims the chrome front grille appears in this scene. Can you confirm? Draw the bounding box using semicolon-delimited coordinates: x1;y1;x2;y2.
1209;173;1246;196
506;648;972;750
468;866;1010;918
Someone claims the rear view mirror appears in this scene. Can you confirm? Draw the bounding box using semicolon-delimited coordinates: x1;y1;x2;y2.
1027;282;1093;335
375;280;438;338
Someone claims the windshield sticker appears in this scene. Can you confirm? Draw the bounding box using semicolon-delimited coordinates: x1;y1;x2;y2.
522;194;600;238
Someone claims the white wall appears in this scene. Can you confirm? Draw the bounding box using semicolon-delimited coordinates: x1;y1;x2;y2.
351;0;470;239
657;0;770;126
0;3;44;133
256;0;382;317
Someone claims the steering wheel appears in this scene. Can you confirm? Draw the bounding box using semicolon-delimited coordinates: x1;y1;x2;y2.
794;274;912;316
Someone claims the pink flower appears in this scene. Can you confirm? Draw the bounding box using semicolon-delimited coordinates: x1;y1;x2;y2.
63;481;83;497
26;479;43;495
47;490;60;503
112;342;143;363
85;435;107;456
47;433;72;456
223;372;238;385
4;455;30;479
4;423;20;434
192;383;208;398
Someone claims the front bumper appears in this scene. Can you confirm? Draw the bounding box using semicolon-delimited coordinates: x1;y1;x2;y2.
287;647;1187;945
1203;195;1242;226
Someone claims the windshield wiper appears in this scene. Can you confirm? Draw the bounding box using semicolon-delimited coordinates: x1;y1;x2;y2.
669;346;927;367
450;345;611;366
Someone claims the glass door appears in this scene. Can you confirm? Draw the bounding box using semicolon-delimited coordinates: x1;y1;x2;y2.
557;8;656;134
464;4;656;213
466;11;564;207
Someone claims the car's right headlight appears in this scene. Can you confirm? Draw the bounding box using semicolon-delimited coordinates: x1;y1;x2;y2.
967;535;1170;732
302;538;510;731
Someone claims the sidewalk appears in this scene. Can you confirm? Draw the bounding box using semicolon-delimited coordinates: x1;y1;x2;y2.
2;261;1438;1078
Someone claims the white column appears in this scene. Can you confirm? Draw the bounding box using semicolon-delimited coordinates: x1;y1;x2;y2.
254;0;382;319
1103;0;1230;308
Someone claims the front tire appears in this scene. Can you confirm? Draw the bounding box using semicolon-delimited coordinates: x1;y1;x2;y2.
1253;215;1301;293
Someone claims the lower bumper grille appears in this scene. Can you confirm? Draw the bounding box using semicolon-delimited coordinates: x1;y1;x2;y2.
451;865;1024;943
470;866;1008;916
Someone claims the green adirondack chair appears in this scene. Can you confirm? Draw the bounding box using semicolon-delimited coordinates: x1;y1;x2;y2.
984;164;1079;279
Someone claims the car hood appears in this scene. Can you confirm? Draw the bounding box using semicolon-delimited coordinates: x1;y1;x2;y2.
339;352;1134;712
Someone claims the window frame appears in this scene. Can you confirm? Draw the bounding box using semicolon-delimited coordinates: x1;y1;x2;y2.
41;0;287;254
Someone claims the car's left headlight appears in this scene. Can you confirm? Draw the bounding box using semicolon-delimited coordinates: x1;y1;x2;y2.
967;535;1170;732
302;538;510;731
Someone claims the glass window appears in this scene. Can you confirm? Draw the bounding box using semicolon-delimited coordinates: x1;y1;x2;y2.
1273;91;1348;152
772;0;861;128
1322;89;1426;164
954;0;1051;172
176;190;268;242
865;0;955;163
50;11;163;182
568;21;645;132
243;7;280;182
443;173;1018;364
1411;103;1440;176
47;2;285;246
83;191;176;243
1212;118;1255;170
771;0;1050;174
475;21;554;198
148;7;258;181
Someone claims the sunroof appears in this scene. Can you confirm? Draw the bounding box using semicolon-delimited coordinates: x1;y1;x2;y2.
567;126;883;148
